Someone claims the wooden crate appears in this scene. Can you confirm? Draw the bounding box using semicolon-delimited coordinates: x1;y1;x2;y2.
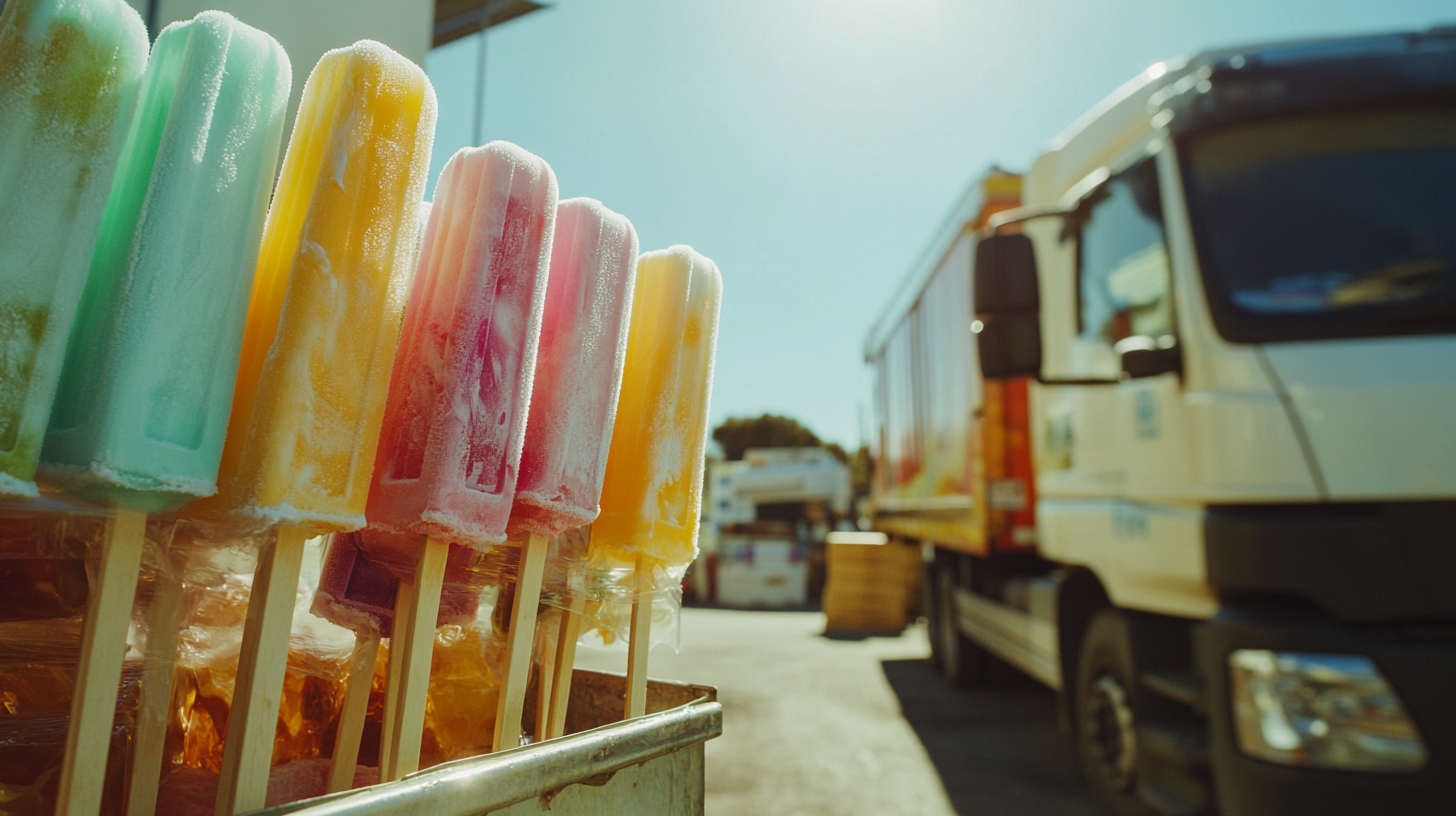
822;532;915;632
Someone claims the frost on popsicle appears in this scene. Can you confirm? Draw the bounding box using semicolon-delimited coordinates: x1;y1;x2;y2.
0;0;148;497
191;40;437;533
40;11;291;513
0;506;185;815
150;532;386;807
368;142;557;549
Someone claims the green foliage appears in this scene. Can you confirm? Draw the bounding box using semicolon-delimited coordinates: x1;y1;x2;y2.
848;444;872;497
711;414;821;461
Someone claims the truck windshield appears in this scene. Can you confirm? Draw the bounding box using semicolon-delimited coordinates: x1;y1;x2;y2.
1182;107;1456;343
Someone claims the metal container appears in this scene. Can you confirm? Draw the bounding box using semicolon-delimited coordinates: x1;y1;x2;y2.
258;670;720;816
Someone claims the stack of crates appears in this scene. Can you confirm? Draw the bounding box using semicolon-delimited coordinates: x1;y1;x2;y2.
822;532;921;632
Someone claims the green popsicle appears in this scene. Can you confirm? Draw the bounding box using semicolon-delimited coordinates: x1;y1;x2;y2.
0;0;148;497
41;10;292;513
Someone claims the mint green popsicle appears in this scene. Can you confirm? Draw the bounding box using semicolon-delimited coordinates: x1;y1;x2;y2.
0;0;148;498
41;11;292;513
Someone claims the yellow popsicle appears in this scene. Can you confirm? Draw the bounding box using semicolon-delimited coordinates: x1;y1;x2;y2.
180;40;435;816
189;41;436;533
593;246;722;570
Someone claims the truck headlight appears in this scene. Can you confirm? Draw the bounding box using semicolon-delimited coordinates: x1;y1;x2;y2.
1228;650;1427;773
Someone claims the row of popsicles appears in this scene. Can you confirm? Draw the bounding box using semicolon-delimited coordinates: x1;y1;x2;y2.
1;0;718;548
1;1;721;816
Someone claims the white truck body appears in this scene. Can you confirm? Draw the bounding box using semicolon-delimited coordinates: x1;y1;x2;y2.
870;27;1456;816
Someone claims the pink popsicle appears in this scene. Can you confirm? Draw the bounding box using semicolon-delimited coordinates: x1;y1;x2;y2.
495;199;639;749
363;141;556;780
312;531;480;638
368;141;557;549
508;198;639;541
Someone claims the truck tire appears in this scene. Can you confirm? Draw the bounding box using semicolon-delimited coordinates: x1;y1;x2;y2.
934;567;1006;687
1075;608;1155;816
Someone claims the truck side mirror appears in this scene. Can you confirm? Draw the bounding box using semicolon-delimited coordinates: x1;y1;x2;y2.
973;234;1042;380
1115;335;1182;379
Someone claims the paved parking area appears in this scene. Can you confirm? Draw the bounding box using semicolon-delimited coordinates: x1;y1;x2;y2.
573;607;1101;816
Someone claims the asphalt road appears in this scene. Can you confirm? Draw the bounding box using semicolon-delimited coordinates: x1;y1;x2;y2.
573;607;1103;816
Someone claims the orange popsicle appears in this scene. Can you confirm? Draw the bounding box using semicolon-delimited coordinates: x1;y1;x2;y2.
182;41;435;816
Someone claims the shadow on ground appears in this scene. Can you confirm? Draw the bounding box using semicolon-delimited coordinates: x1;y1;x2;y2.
880;658;1103;816
819;629;877;642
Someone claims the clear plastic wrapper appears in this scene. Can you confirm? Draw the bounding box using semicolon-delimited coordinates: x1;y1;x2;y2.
147;528;390;814
333;529;513;620
0;509;369;813
144;529;507;814
340;525;688;655
0;494;680;816
404;616;505;766
0;505;98;622
159;531;354;774
154;759;376;816
0;497;174;816
538;525;684;650
0;709;133;816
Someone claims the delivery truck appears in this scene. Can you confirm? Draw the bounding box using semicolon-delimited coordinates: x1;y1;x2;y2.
864;27;1456;816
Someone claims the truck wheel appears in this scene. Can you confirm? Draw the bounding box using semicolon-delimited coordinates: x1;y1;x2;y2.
1075;609;1155;816
935;567;1005;686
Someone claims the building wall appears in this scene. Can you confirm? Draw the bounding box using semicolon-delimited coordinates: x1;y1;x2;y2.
122;0;434;138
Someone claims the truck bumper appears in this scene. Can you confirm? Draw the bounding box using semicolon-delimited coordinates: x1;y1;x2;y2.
1196;604;1456;816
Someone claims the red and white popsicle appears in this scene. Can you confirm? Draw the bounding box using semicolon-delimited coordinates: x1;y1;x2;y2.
364;141;556;778
496;198;638;748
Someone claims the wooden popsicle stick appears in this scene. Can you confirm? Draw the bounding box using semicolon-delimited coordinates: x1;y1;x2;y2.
545;594;585;739
57;507;148;816
491;533;549;752
533;608;558;742
383;536;447;780
624;553;651;720
214;525;309;816
327;633;380;793
378;579;414;781
126;538;184;816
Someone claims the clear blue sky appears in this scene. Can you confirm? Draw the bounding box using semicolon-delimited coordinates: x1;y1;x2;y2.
423;0;1452;449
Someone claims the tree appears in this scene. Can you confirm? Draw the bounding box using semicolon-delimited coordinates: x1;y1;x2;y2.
824;442;872;497
712;414;821;461
847;445;872;498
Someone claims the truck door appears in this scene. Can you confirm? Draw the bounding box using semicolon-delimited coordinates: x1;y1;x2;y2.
1045;156;1208;615
1076;159;1194;498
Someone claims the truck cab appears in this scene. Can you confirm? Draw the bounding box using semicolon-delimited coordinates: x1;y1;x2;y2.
875;27;1456;816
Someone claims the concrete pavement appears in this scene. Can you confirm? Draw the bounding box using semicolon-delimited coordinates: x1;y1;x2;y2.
572;607;1101;816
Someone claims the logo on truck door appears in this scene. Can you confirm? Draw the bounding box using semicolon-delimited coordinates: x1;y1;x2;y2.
1133;390;1159;440
1044;408;1074;471
1114;504;1150;538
